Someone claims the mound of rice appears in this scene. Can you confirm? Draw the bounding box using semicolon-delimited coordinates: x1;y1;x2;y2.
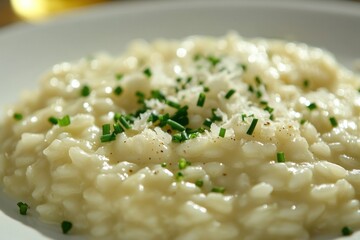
1;33;360;239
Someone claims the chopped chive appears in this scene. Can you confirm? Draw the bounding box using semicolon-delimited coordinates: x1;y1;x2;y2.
172;133;182;143
358;88;360;93
48;116;58;125
197;93;206;107
300;119;307;125
240;64;247;72
188;127;205;134
203;118;213;128
342;226;353;236
181;131;189;141
58;115;71;127
113;86;123;96
207;55;220;67
115;73;123;81
255;76;262;85
81;85;90;97
264;106;274;114
277;152;285;163
193;54;202;61
119;115;131;129
303;79;309;88
329;116;338;127
225;89;236;99
307;102;317;111
178;158;191;170
61;221;73;234
260;100;268;105
135;91;145;103
241;114;247;121
246;118;258;135
13;113;23;121
17;202;29;215
171;107;188;123
161;162;167;168
219;128;226;138
159;113;170;127
189;132;199;139
210;109;222;122
167;119;185;132
143;67;152;78
113;123;124;134
175;172;184;181
147;113;159;123
269;114;275;121
166;100;181;109
102;124;111;135
195;180;204;188
100;133;116;143
203;86;210;92
211;186;225;194
248;85;254;93
256;90;262;98
151;90;166;102
113;112;121;122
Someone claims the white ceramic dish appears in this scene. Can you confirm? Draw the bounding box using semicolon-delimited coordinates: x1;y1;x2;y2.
0;1;359;239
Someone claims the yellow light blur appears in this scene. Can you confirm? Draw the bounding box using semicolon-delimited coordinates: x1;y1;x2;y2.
11;0;108;21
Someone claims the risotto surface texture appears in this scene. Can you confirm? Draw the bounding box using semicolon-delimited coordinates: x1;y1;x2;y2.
1;34;360;240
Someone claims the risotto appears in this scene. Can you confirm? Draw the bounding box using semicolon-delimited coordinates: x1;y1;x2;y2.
0;33;360;240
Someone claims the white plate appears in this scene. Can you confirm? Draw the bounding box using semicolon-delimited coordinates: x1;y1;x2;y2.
0;1;359;239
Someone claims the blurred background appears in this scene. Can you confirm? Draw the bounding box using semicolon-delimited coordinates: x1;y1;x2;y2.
0;0;359;27
0;0;113;26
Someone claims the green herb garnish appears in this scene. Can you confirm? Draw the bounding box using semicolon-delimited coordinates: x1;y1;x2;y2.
207;55;221;67
115;73;124;81
17;202;29;215
195;180;204;188
175;172;184;181
303;79;309;88
203;118;212;128
166;100;181;109
178;158;191;170
81;85;90;97
113;123;124;134
329;116;338;127
277;152;285;163
61;221;73;234
255;76;262;85
246;118;258;135
197;93;206;107
48;116;58;125
211;187;225;194
119;115;131;129
113;86;123;96
341;226;353;236
240;64;247;72
102;124;111;135
225;89;236;99
13;113;23;121
219;128;226;138
100;133;116;143
167;119;186;132
143;67;152;78
58;115;71;127
264;106;274;114
307;102;317;111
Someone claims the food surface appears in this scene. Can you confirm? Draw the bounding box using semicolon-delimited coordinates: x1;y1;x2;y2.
0;33;360;240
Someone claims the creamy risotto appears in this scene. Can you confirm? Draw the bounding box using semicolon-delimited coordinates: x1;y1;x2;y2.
1;33;360;240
